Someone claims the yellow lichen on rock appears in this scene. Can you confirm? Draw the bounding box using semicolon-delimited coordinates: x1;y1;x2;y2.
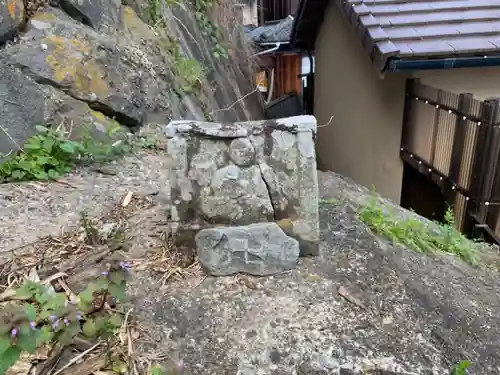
31;9;56;21
123;5;156;41
43;35;110;98
90;109;122;129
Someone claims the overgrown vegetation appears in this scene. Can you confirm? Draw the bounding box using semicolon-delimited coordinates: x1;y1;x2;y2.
169;41;207;93
0;211;133;374
450;360;472;375
148;0;207;95
0;124;162;183
0;125;132;182
0;202;183;374
0;259;129;374
359;196;482;266
193;0;229;60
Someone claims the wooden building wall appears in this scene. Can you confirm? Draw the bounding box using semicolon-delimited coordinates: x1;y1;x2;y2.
274;54;302;98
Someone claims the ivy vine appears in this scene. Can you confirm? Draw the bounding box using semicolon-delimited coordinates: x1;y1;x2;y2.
193;0;229;60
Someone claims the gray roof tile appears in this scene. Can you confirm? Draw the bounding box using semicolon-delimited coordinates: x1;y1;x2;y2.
293;0;500;71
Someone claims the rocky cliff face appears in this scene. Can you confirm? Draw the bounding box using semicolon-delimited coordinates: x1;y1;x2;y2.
0;0;263;156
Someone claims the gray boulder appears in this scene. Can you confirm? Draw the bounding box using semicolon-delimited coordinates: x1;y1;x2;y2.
0;63;45;157
195;223;300;276
3;7;171;129
58;0;122;32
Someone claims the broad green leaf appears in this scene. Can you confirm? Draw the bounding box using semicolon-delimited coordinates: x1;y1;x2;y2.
58;142;77;154
150;365;167;375
36;156;50;166
36;326;54;345
112;359;128;374
95;277;109;291
17;160;34;172
82;320;97;338
10;170;25;180
24;141;41;150
57;323;80;346
17;331;37;353
42;137;55;152
33;170;49;180
108;283;127;303
0;346;21;375
0;336;11;357
450;360;472;375
50;293;68;309
47;169;61;180
35;125;50;133
25;304;37;321
109;271;125;285
109;314;123;328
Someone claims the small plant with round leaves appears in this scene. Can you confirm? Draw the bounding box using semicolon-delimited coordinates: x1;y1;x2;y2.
0;256;133;374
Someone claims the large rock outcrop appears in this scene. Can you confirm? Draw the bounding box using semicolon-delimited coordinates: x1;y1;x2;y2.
0;0;263;155
165;115;320;257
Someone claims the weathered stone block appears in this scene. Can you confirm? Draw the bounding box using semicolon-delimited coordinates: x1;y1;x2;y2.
195;223;300;276
165;115;320;256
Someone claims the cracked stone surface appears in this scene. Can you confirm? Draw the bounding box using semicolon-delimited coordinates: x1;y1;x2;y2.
195;222;300;276
165;116;320;258
131;171;500;375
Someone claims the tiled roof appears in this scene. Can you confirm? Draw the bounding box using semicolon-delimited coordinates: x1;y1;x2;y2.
246;16;294;44
292;0;500;71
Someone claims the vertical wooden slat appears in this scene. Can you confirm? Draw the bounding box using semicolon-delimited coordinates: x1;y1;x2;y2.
478;100;500;224
446;93;473;228
401;79;417;151
429;89;443;165
468;100;498;237
449;93;473;185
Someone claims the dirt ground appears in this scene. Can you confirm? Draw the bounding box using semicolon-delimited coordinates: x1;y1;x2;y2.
2;148;500;374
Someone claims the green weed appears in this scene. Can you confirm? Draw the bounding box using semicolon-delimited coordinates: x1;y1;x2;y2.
450;360;472;375
157;30;207;94
0;255;130;374
0;125;135;183
359;196;481;266
193;0;229;60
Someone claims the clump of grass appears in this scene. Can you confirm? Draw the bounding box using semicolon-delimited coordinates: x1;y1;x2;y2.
156;29;206;94
359;197;482;266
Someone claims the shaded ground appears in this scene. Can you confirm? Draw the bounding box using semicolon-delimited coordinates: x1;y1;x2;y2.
2;147;500;374
132;171;500;375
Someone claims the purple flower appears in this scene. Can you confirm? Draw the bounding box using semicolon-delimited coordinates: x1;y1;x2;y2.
119;261;132;272
49;315;57;322
176;359;184;371
30;321;37;330
11;328;18;338
102;271;109;276
63;318;70;325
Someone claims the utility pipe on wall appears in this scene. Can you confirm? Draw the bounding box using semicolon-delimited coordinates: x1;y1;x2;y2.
252;43;282;57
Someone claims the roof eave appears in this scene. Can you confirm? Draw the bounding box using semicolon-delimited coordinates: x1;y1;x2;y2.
386;55;500;72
